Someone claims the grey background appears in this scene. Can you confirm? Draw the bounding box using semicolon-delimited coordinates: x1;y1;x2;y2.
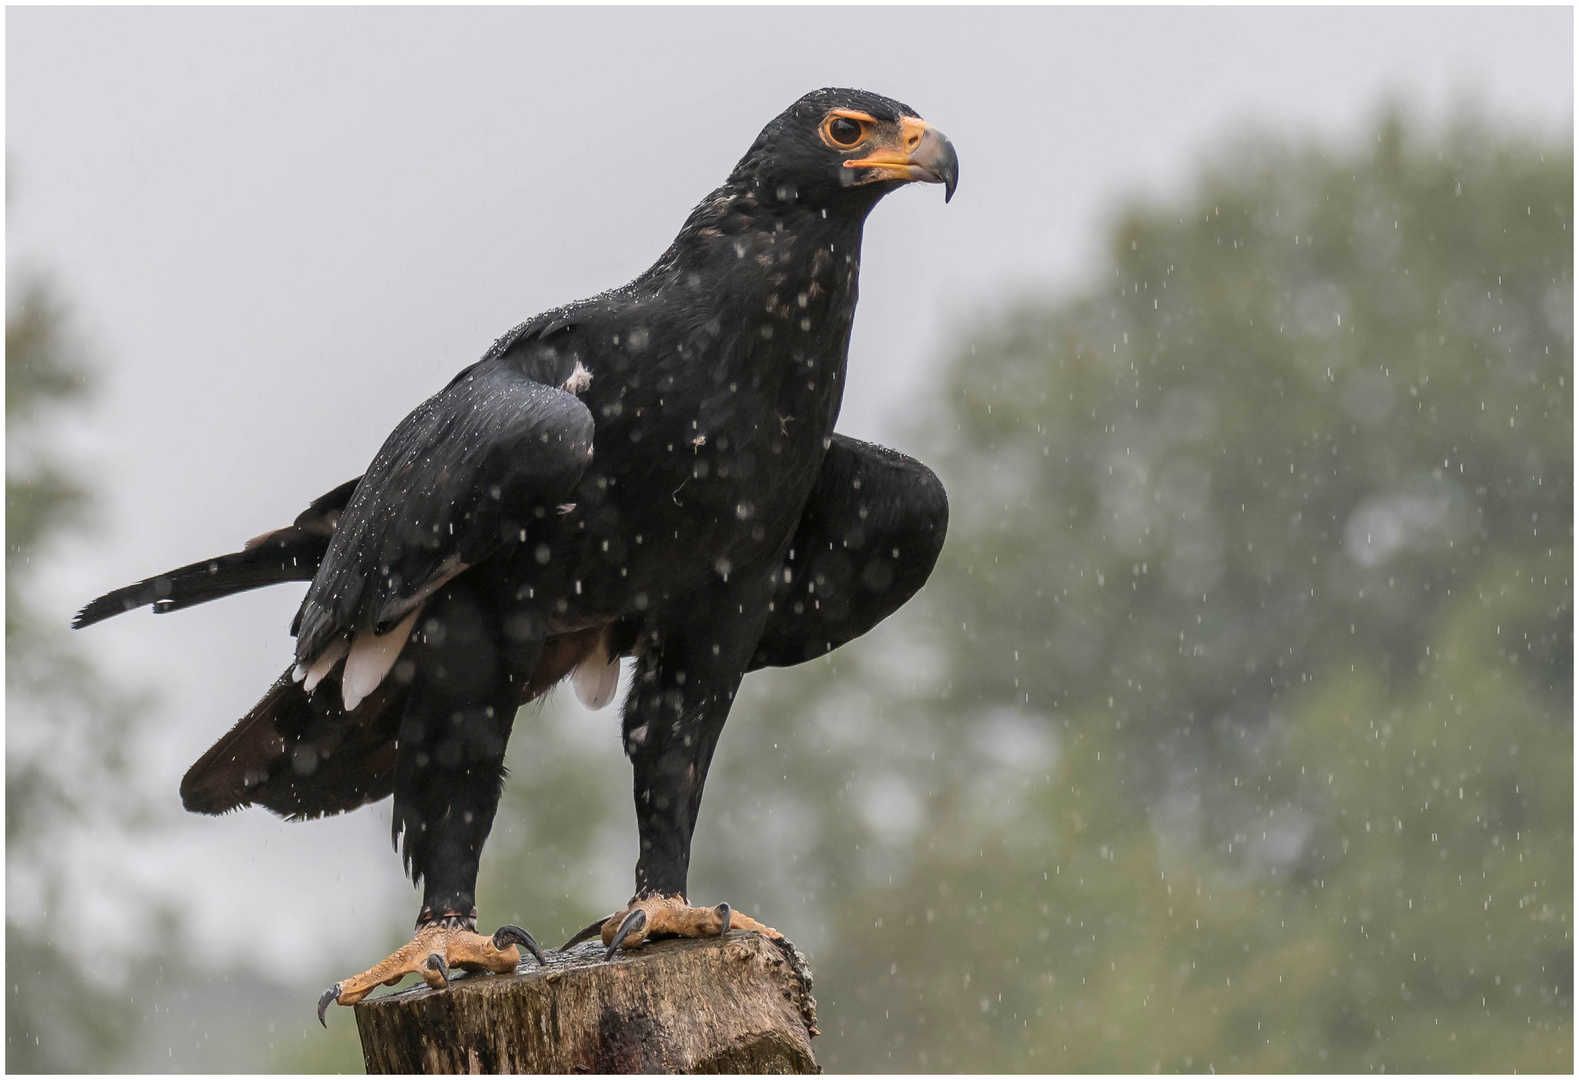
7;5;1572;989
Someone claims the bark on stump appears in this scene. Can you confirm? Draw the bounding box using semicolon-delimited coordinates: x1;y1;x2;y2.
353;931;819;1074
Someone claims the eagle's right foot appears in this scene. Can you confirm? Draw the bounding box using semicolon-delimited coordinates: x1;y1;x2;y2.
561;894;781;959
317;919;545;1025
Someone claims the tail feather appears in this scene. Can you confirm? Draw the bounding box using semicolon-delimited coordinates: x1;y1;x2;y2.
181;666;403;820
181;626;609;822
73;476;360;630
73;528;329;629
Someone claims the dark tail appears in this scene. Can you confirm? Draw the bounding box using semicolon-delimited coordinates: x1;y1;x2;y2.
72;476;360;629
72;529;327;628
181;627;601;821
181;665;404;820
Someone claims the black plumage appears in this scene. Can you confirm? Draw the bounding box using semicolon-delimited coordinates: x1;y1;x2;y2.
77;87;956;1014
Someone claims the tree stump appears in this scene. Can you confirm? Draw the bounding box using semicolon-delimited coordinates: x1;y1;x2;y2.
353;931;819;1074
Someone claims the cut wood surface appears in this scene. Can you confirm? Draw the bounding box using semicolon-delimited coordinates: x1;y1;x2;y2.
354;931;819;1074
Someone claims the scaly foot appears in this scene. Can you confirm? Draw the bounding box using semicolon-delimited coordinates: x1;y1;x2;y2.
317;919;545;1025
561;895;781;959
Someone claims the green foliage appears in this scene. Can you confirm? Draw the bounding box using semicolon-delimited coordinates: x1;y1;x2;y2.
5;286;90;575
6;273;379;1073
5;281;146;1070
670;110;1570;1070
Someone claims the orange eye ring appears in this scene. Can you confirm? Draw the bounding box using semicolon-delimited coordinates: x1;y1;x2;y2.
820;111;874;149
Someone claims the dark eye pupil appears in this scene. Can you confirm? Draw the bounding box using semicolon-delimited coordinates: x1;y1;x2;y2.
829;118;862;146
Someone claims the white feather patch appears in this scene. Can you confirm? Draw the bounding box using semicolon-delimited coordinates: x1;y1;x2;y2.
572;648;620;710
562;361;593;395
341;607;421;713
302;636;350;694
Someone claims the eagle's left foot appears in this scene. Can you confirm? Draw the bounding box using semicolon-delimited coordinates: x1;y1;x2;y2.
562;895;781;959
316;920;545;1025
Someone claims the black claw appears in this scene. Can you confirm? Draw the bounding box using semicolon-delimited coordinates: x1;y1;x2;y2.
715;902;732;937
493;924;548;966
426;952;450;988
605;909;647;960
562;915;616;952
317;983;341;1028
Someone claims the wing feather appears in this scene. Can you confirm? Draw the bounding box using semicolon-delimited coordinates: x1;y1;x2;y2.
292;360;594;668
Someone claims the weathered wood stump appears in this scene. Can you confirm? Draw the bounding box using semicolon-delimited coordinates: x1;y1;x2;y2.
353;931;819;1074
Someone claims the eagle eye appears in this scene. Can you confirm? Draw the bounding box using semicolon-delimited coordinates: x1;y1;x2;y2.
824;115;868;148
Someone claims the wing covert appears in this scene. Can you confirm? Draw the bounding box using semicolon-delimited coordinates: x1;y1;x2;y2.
292;360;594;667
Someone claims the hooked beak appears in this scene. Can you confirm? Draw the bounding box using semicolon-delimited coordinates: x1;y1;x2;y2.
843;117;959;203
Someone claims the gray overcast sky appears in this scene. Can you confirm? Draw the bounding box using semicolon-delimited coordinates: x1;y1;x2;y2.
7;6;1572;979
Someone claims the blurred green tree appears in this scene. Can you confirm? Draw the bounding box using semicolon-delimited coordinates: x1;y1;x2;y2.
5;281;146;1070
595;109;1567;1071
4;272;367;1074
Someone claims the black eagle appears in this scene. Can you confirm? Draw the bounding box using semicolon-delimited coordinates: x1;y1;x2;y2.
76;87;956;1022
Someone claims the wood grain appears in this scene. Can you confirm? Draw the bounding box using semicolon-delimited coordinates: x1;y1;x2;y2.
354;932;819;1074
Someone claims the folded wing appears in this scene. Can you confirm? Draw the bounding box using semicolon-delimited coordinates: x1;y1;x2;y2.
292;360;595;708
